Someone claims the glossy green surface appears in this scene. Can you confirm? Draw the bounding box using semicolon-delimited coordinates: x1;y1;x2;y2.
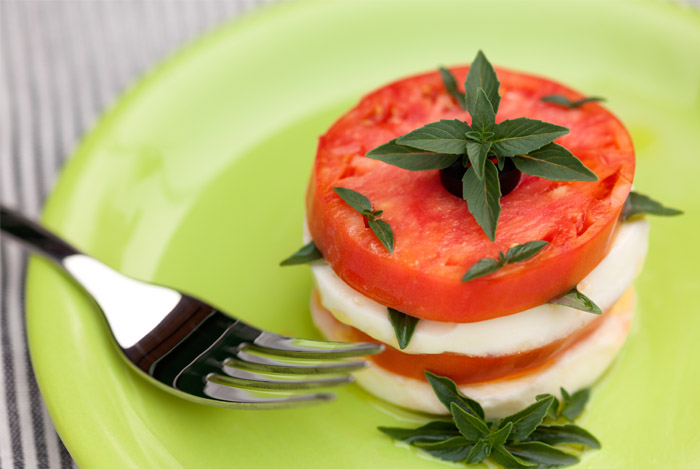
26;0;700;467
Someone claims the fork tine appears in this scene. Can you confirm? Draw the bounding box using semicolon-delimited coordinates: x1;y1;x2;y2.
217;365;354;390
250;331;383;359
204;375;336;408
229;350;367;375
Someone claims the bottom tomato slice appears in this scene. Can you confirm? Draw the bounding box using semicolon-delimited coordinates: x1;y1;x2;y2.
312;290;614;385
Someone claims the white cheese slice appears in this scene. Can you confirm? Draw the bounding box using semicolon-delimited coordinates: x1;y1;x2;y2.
310;219;648;356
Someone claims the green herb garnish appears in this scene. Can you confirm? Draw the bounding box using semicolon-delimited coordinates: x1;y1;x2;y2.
550;286;602;314
541;94;605;109
379;372;599;468
333;187;395;253
387;308;420;349
461;240;548;282
367;51;598;241
621;191;683;221
279;241;323;266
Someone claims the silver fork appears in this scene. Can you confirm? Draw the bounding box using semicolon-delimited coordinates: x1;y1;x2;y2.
0;206;381;408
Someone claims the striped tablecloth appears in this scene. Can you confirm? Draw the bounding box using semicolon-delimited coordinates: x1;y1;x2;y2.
1;1;698;468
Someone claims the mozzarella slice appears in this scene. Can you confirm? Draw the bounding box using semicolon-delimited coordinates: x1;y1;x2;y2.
312;287;635;418
310;219;648;356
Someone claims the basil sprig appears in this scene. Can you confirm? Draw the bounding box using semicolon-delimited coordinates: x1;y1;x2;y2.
367;50;597;242
621;191;683;221
379;372;599;468
462;240;548;282
387;308;419;349
279;241;324;266
333;187;395;253
541;94;605;109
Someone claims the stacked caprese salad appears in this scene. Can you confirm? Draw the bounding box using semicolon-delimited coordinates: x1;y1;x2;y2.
282;52;679;421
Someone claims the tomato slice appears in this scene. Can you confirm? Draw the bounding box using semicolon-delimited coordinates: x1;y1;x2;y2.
312;289;626;385
307;67;634;322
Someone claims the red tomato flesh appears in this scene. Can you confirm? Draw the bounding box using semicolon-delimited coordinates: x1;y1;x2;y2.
307;67;634;322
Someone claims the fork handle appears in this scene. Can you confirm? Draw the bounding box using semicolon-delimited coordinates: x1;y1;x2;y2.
0;205;81;263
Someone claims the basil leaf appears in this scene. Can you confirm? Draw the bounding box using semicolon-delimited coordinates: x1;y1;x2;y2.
527;424;601;449
492;118;569;156
333;187;372;213
451;402;490;442
279;241;323;266
466;140;492;181
368;219;394;253
414;437;474;462
396;119;471;154
425;372;485;419
550;287;602;314
439;67;466;110
501;395;555;441
462;161;501;242
506;442;579;467
387;308;419;349
490;446;537;468
621;191;683;221
560;387;590;422
512;142;598;181
541;94;605;109
490;422;513;446
461;257;501;282
536;393;560;421
366;139;459;170
465;50;501;115
505;240;549;263
464;438;492;464
378;421;460;444
470;88;497;136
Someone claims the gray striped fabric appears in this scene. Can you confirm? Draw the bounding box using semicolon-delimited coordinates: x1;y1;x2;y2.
0;2;271;467
1;1;699;468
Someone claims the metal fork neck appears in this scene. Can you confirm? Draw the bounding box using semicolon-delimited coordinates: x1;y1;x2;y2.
0;205;81;263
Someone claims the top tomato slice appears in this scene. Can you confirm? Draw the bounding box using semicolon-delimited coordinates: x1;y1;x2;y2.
306;67;634;323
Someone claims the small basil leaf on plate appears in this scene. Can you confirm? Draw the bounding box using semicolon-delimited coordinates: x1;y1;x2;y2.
378;420;460;444
464;438;492;464
451;402;490;442
425;372;485;419
560;387;590;422
500;395;555;441
414;436;474;462
526;424;601;449
506;441;579;467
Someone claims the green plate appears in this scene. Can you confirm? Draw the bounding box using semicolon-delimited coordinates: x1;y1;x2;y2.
26;0;700;467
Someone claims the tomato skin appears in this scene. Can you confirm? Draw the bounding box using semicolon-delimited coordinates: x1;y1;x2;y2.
307;67;634;323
